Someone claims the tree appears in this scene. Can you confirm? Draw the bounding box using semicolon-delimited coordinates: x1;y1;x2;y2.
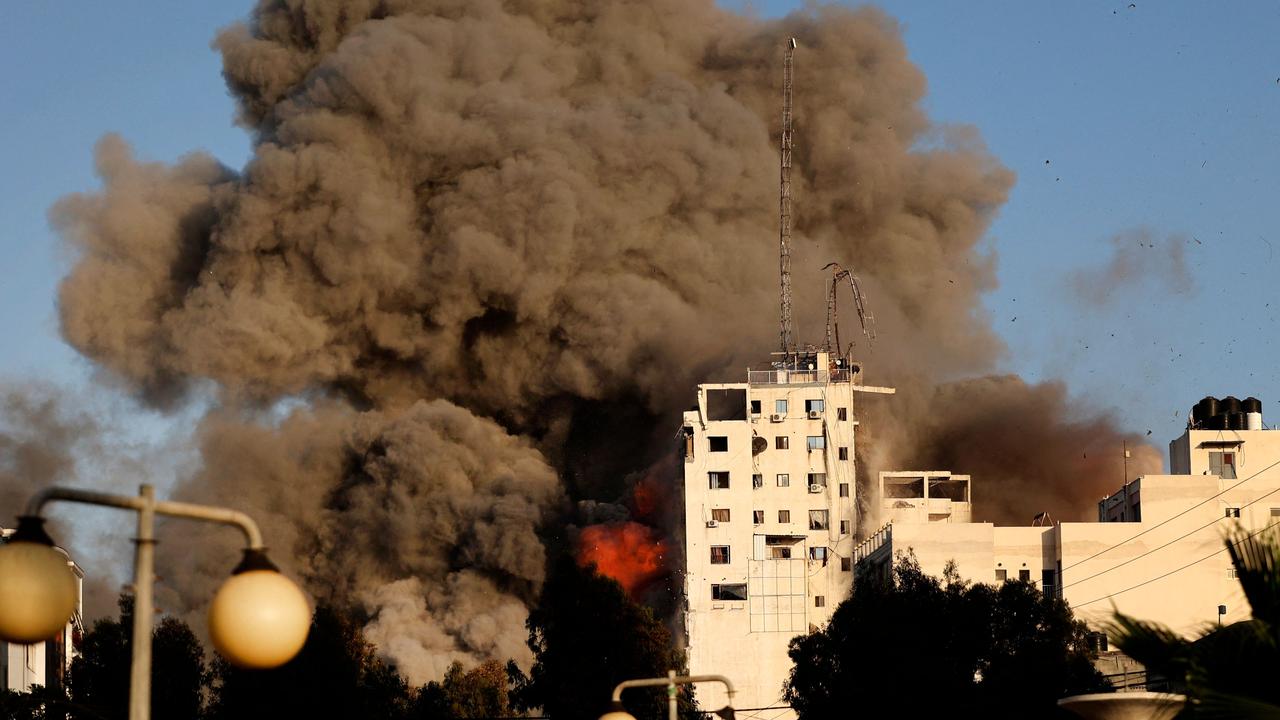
205;604;411;720
785;556;1105;719
411;660;516;719
521;555;699;720
1110;527;1280;718
67;595;206;720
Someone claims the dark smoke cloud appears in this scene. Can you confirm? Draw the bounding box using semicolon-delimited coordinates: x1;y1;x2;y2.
49;0;1154;677
0;386;94;533
1068;228;1194;306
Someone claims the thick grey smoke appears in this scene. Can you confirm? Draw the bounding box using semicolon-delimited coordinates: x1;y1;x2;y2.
49;0;1156;678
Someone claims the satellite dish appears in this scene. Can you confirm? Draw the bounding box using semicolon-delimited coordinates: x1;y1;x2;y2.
752;436;768;455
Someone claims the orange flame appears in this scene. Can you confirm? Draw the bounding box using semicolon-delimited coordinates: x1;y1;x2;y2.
577;521;669;596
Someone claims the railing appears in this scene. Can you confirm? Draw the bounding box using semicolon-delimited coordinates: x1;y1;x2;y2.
747;368;857;386
852;522;892;565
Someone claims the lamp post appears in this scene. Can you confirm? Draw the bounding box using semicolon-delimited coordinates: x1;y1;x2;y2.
0;484;311;720
599;670;737;720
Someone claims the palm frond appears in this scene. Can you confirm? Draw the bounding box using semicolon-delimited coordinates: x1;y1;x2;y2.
1106;612;1192;681
1225;526;1280;630
1193;689;1280;720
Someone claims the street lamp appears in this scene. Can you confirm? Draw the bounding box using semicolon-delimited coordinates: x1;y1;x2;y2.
0;484;310;720
600;670;737;720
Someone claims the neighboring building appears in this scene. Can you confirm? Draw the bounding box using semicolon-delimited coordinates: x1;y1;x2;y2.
679;350;891;713
855;396;1277;642
0;528;84;694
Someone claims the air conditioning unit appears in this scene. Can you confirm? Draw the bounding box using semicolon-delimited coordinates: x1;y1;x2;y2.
705;520;719;528
809;484;823;494
769;413;784;423
808;410;821;419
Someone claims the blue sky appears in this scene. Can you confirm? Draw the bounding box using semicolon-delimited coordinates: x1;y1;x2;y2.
1;1;1277;461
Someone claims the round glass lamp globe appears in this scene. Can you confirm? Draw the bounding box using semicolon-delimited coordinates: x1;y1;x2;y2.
208;570;310;668
599;712;638;720
0;541;77;643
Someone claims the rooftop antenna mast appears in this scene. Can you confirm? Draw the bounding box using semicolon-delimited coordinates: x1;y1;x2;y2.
821;262;875;356
778;37;797;355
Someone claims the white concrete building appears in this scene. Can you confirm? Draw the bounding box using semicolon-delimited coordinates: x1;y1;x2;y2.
679;351;891;713
855;396;1279;643
0;528;84;695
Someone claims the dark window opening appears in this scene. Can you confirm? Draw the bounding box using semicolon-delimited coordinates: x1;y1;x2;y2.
750;400;762;415
814;595;825;608
840;557;851;572
770;547;792;559
752;510;764;524
708;436;728;452
708;472;730;489
884;477;924;498
710;546;730;564
929;478;969;502
1226;507;1241;518
836;408;847;421
706;389;746;421
840;520;850;534
778;510;791;523
775;436;789;450
712;583;747;601
839;483;850;498
752;473;764;489
995;569;1007;583
838;447;849;460
1018;569;1031;582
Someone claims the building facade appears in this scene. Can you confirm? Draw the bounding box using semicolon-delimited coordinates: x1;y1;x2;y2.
855;401;1279;640
679;351;890;712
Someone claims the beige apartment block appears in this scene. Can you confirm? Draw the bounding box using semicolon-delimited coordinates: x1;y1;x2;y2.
679;351;890;714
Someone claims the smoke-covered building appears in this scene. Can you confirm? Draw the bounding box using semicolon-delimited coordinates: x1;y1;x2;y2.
855;396;1278;658
0;528;83;695
679;350;891;713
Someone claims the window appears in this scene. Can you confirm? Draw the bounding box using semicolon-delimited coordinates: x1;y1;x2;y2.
750;400;762;415
807;473;827;487
708;471;730;489
809;547;828;562
837;407;847;421
805;399;824;413
778;510;791;523
1226;507;1241;518
712;583;747;600
1210;451;1238;479
711;508;730;522
775;435;789;450
841;557;852;572
806;436;825;451
753;510;764;524
809;510;829;530
709;436;728;452
995;569;1007;583
839;520;850;535
1042;569;1057;596
752;473;764;489
1272;508;1280;517
814;595;826;608
770;546;792;559
710;546;730;564
838;447;849;461
1018;569;1031;582
775;399;788;415
839;483;850;498
777;473;790;488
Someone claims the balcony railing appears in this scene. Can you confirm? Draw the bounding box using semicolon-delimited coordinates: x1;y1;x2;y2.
852;522;892;565
747;368;856;386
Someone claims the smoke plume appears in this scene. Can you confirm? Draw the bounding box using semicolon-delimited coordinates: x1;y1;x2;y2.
1068;228;1194;306
46;0;1159;679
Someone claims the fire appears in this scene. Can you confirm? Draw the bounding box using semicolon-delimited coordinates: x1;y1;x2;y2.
576;522;669;596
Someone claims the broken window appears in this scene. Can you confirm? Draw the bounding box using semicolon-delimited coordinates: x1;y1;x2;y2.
841;557;852;572
929;477;969;502
837;407;847;421
706;388;747;421
775;435;789;450
752;473;764;489
1210;451;1237;479
708;436;728;452
838;446;849;460
1018;569;1031;582
711;508;730;522
807;473;827;487
839;520;850;535
805;399;824;413
712;583;747;601
814;595;825;608
710;546;730;564
1226;507;1241;518
753;510;764;524
778;510;791;523
750;400;762;415
809;510;829;530
769;546;792;559
839;483;850;498
708;472;730;489
777;473;790;488
884;476;924;498
806;436;825;451
775;399;788;415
